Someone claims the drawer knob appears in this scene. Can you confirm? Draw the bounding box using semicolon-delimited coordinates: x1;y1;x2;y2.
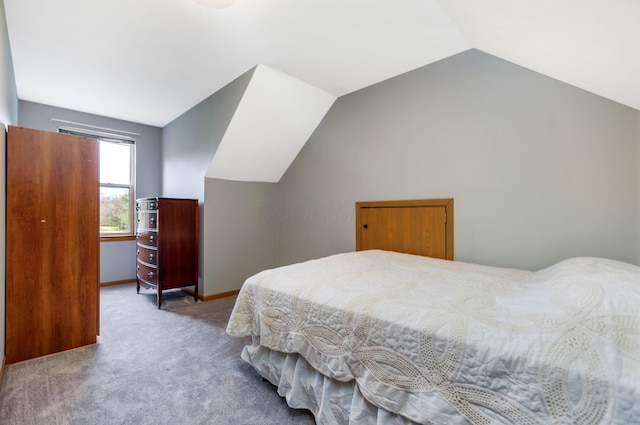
148;271;155;278
149;235;155;242
148;253;154;261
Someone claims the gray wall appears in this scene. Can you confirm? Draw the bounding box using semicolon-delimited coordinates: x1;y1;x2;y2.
0;0;16;127
18;101;163;283
277;49;640;270
1;0;17;369
161;68;255;295
204;178;278;294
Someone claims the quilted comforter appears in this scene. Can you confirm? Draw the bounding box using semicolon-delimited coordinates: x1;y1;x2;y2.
226;250;640;424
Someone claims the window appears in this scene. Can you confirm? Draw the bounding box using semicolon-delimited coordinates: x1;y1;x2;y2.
59;127;135;236
98;139;135;235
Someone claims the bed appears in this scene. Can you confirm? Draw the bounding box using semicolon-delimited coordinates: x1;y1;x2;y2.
226;200;640;424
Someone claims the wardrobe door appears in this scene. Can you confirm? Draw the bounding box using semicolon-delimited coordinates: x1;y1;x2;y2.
6;126;99;364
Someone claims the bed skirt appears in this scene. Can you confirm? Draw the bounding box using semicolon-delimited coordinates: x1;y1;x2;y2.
242;339;419;425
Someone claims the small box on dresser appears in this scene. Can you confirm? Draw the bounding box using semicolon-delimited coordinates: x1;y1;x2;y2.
136;197;199;308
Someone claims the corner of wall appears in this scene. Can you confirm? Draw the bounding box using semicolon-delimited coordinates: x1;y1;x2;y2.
161;68;256;294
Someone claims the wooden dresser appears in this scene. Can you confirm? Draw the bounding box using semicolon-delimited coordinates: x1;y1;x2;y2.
135;197;199;308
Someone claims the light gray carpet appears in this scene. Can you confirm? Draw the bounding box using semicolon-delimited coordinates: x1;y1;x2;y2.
0;283;316;425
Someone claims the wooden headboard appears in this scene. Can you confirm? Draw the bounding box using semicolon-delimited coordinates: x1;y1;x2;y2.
355;198;454;260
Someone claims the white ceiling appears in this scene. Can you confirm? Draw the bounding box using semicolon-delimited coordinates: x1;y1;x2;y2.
4;0;640;128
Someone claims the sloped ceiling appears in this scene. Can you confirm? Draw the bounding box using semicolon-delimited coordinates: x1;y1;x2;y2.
206;64;336;182
438;0;640;116
3;0;639;128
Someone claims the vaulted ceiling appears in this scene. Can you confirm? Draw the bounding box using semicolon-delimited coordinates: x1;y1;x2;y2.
4;0;639;128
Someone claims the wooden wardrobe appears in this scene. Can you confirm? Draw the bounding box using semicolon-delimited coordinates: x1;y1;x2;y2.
6;126;99;364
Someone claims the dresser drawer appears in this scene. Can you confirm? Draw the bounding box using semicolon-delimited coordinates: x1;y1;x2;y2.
136;245;157;265
136;232;157;248
137;212;157;230
136;199;158;211
136;261;158;285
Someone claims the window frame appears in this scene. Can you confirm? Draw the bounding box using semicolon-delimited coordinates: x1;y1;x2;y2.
58;126;136;239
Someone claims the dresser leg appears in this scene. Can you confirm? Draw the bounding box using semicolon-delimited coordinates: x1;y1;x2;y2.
157;289;162;309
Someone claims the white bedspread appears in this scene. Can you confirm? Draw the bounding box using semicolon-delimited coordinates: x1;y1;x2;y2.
226;250;640;424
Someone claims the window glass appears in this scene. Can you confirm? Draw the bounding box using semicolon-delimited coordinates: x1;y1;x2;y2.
100;141;131;185
99;139;134;235
100;186;131;233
